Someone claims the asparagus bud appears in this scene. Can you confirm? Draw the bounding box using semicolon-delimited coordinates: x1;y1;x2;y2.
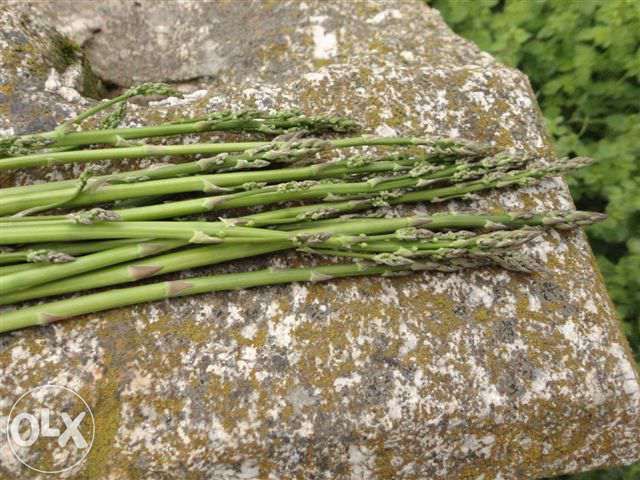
67;208;121;225
26;250;76;264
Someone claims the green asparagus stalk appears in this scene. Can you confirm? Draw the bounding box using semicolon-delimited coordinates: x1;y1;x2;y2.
292;210;607;234
0;223;551;330
0;215;442;247
0;135;491;206
0;149;431;202
18;154;585;223
0;215;487;302
0;153;443;216
10;168;97;217
1;109;360;157
293;210;607;237
0;210;606;305
0;240;484;306
0;262;437;333
0;152;272;200
0;83;181;157
0;218;444;295
0;242;292;305
0;207;600;332
0;248;76;266
0;136;469;201
0;221;293;245
0;238;148;266
271;157;596;231
0;240;185;295
53;110;360;148
0;213;371;302
0;148;277;200
0;263;42;276
0;139;271;171
0;135;490;172
60;83;181;131
0;229;538;305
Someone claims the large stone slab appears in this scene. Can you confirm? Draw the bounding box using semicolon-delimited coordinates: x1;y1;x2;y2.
8;0;508;88
1;1;639;478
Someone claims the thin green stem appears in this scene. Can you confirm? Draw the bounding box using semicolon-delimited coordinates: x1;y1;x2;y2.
0;238;148;266
0;153;269;200
0;263;41;276
0;157;432;215
0;83;180;157
0;136;476;171
0;240;185;295
0;210;605;306
0;242;292;305
0;221;290;245
56;156;551;222
296;210;606;233
0;262;408;333
2;110;359;156
0;216;456;304
51;157;591;225
51;111;360;148
61;83;181;130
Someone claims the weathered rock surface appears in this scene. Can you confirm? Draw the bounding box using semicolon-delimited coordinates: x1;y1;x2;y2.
9;0;508;89
1;1;639;479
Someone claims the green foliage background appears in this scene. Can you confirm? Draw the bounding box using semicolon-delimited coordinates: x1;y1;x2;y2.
426;0;639;479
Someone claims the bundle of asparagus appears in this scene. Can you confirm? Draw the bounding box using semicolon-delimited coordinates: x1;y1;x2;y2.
0;83;605;334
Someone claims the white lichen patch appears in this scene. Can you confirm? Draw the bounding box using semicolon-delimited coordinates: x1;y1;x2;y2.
309;16;337;60
608;343;640;401
366;9;402;25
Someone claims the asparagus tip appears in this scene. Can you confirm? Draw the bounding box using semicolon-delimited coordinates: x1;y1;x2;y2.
542;210;607;229
26;249;76;264
67;208;121;224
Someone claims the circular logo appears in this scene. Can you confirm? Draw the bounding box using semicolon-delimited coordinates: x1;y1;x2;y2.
6;384;95;474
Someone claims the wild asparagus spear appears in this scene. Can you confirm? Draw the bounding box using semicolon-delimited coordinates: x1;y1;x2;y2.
0;83;181;157
0;239;147;265
0;112;364;201
0;262;444;333
0;211;598;333
0;240;185;295
0;221;291;244
0;148;274;200
1;107;359;157
0;263;42;276
7;154;584;222
0;242;291;305
0;135;490;171
2;87;357;154
0;135;491;207
0;152;447;215
0;216;433;294
0;229;538;305
0;210;606;305
52;110;359;149
0;225;547;328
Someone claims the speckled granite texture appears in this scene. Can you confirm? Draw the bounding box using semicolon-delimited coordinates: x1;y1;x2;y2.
1;1;639;478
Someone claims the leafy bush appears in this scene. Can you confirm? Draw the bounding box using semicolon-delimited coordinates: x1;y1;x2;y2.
427;1;639;478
